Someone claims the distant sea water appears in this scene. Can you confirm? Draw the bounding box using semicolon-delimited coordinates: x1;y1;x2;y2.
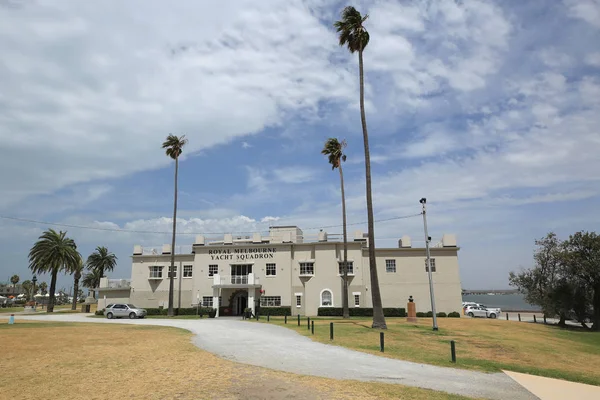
462;293;540;311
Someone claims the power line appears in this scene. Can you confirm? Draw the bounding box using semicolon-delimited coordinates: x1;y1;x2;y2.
0;213;422;236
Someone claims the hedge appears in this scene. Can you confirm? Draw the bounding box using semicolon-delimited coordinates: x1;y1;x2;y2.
257;307;292;316
144;307;214;316
436;312;447;317
448;311;461;318
317;307;407;317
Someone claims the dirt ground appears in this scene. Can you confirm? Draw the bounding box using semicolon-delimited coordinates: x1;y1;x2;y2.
0;321;473;400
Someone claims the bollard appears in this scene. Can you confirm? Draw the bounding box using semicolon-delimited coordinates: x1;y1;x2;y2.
506;313;509;321
450;340;456;363
285;315;287;324
8;314;15;325
330;322;334;341
311;320;314;335
267;314;270;322
298;314;300;326
533;315;537;323
544;315;547;324
380;332;385;352
518;313;521;322
307;317;310;330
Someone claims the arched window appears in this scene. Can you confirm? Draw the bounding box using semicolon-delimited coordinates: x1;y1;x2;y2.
320;289;333;307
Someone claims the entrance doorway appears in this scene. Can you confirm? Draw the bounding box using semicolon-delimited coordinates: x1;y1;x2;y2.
230;290;248;316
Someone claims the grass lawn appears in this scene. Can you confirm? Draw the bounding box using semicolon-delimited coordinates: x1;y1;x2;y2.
255;316;600;386
0;304;75;313
0;321;477;400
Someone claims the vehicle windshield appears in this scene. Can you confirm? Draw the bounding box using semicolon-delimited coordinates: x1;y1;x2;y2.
127;304;137;309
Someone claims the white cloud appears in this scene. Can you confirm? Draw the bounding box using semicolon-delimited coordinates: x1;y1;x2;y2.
564;0;600;28
0;0;356;207
241;141;252;149
585;52;600;66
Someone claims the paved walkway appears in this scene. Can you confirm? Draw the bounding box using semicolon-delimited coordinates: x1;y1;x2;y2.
504;371;600;400
2;313;536;400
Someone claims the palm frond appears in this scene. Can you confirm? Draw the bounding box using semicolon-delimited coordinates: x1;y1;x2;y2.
322;137;347;170
334;6;370;53
162;134;188;160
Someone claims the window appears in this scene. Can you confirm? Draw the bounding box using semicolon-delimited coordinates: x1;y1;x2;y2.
208;265;218;277
425;258;436;272
321;289;333;307
299;262;314;276
149;266;163;278
183;265;193;278
338;261;354;275
266;263;277;276
386;259;396;273
202;296;213;307
354;294;360;307
168;266;177;278
260;296;281;307
296;295;302;307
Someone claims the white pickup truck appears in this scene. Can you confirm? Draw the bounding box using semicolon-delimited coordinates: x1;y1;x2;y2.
464;305;502;319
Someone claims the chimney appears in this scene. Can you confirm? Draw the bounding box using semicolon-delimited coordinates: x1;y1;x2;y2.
224;234;233;245
133;245;142;255
399;235;412;248
195;235;205;246
442;234;457;247
162;244;172;254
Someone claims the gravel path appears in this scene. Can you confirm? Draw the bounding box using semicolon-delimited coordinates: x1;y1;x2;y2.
4;314;537;400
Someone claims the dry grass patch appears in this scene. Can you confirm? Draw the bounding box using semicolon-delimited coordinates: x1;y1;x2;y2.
0;321;475;400
260;316;600;386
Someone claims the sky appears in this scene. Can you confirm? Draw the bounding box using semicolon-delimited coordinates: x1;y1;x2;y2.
0;0;599;292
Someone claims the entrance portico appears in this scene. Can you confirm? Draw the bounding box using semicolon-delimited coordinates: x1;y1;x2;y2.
211;271;261;317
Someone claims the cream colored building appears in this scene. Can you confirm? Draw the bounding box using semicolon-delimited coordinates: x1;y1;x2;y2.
98;226;462;316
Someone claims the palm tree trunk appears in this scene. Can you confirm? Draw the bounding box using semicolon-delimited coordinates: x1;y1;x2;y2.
168;157;179;317
71;276;80;311
339;162;349;319
48;268;58;313
358;48;386;329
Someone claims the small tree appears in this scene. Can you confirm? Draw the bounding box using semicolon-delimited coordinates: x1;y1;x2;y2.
21;280;32;300
10;274;19;287
39;282;48;295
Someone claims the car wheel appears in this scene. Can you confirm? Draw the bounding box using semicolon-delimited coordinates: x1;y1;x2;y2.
490;313;497;319
468;312;474;317
106;312;113;319
129;312;136;319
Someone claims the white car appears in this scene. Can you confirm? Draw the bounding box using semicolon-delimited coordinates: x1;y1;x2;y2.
465;305;501;319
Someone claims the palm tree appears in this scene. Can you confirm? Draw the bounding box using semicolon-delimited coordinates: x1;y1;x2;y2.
322;138;350;319
162;134;188;317
335;6;386;329
86;246;117;279
82;268;102;298
21;280;32;300
69;256;84;310
10;274;19;287
28;229;79;313
39;281;48;295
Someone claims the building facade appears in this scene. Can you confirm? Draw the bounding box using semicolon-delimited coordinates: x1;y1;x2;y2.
98;226;463;316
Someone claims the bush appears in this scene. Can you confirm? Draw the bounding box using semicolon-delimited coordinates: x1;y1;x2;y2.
416;312;426;317
145;307;213;316
317;308;406;317
95;309;104;316
436;312;447;318
448;311;461;318
258;307;291;316
426;311;433;317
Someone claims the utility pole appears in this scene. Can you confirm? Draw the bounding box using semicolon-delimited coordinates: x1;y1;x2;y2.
420;198;438;331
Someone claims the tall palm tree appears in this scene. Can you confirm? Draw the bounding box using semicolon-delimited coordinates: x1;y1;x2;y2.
86;246;118;279
162;134;188;317
322;138;350;319
10;274;19;287
69;256;84;310
28;229;80;313
82;268;102;298
335;6;386;329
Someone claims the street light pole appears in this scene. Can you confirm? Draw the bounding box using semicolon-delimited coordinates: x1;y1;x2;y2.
32;274;37;309
420;198;438;331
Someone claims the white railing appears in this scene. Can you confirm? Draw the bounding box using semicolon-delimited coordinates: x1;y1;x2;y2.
141;245;193;255
104;279;131;289
213;273;259;286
